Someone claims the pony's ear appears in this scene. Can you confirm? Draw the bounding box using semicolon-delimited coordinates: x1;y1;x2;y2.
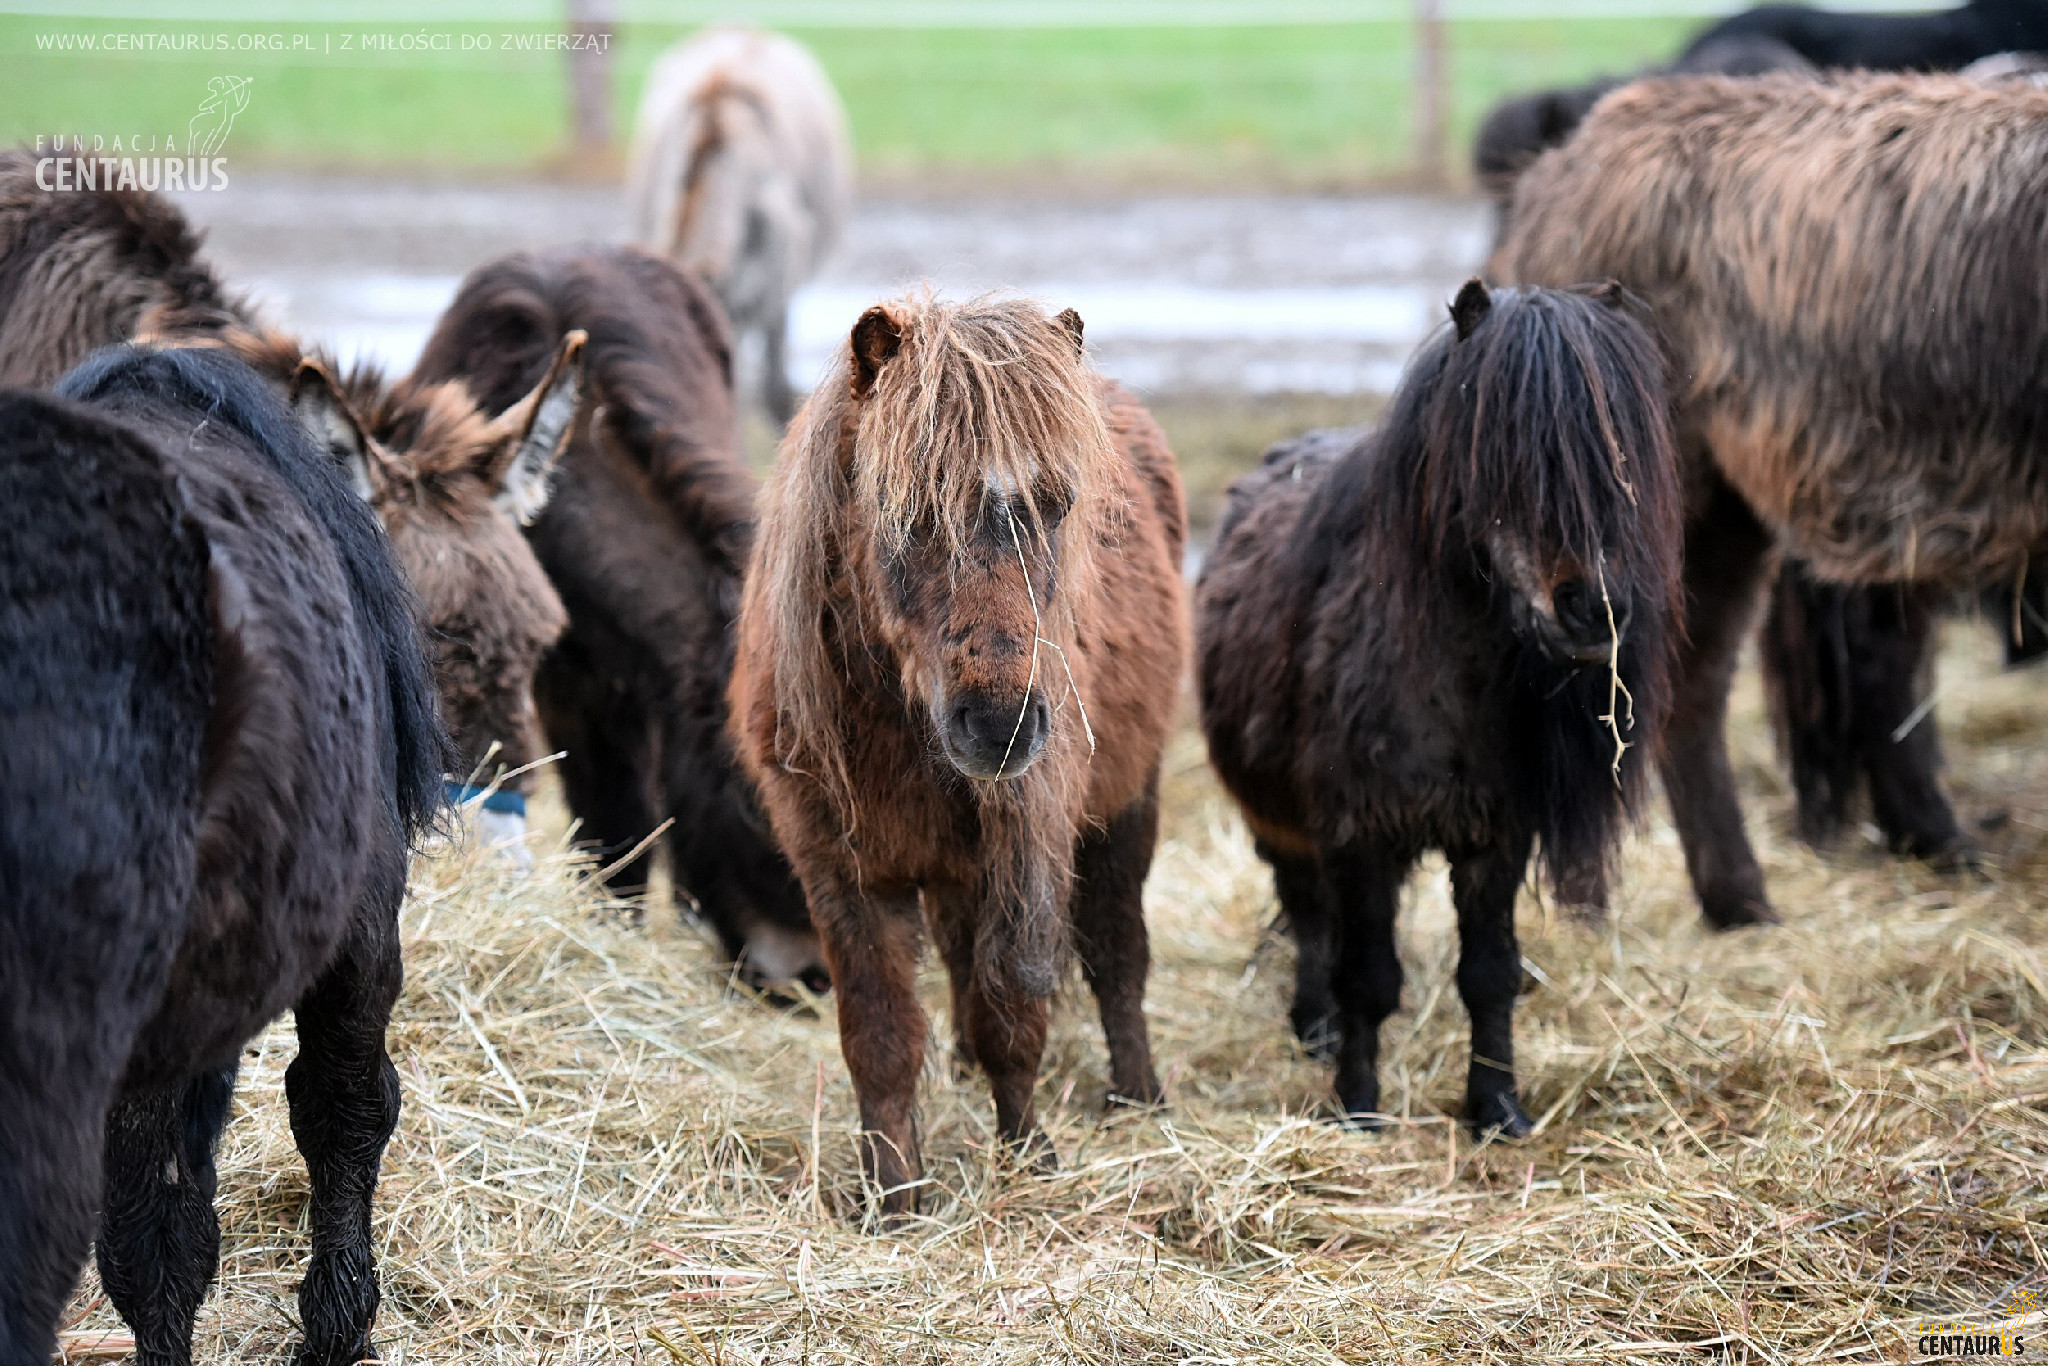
1587;278;1628;307
1450;278;1493;342
1535;91;1579;145
290;359;382;501
1055;307;1086;357
849;305;903;399
480;329;586;525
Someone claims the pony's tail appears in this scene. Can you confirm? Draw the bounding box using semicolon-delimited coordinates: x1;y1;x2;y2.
624;79;698;254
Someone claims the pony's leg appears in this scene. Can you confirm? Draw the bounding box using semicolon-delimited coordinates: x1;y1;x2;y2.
534;644;661;899
284;887;403;1366
930;889;979;1078
95;1066;237;1366
762;311;796;428
1071;784;1164;1106
926;880;1056;1165
1548;855;1608;926
1758;561;1859;848
1321;842;1409;1126
0;1058;113;1366
1849;584;1971;866
1449;836;1535;1140
1259;838;1337;1058
956;957;1054;1170
813;885;927;1218
1665;480;1780;928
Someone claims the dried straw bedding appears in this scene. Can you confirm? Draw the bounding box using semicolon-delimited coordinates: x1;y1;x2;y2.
57;628;2048;1364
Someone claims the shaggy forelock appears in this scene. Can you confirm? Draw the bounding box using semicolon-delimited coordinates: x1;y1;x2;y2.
852;295;1117;557
1405;286;1683;618
745;293;1119;830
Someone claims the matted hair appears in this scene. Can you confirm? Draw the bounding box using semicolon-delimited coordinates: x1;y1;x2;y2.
742;295;1131;990
746;292;1120;810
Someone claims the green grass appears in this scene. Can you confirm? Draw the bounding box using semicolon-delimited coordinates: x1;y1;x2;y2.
0;15;1698;184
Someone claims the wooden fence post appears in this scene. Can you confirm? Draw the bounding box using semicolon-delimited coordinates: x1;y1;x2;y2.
1413;0;1447;187
568;0;618;155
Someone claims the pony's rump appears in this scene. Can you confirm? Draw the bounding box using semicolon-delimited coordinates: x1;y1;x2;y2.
1495;72;2048;584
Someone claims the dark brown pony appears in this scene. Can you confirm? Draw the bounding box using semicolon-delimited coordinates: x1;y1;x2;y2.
0;345;444;1366
0;148;581;825
1198;281;1682;1133
1493;73;2048;925
1474;34;1815;226
731;294;1186;1216
412;247;821;988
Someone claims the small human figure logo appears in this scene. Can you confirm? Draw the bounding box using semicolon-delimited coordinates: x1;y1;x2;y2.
187;75;253;158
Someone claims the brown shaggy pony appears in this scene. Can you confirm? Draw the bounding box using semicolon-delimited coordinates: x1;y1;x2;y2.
1198;282;1682;1134
0;149;580;829
731;294;1186;1216
411;247;822;989
1492;73;2048;925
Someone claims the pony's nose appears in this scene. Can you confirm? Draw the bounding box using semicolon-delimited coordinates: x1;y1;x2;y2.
1552;577;1625;646
944;689;1050;779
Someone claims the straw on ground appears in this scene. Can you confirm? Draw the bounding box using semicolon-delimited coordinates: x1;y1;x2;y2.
60;627;2048;1364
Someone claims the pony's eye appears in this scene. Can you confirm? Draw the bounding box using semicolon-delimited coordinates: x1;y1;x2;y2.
1035;488;1073;529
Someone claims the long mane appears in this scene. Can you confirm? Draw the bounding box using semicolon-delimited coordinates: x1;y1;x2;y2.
56;344;450;840
1310;286;1683;886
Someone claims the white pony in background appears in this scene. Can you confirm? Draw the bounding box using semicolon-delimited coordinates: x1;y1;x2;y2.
627;27;852;426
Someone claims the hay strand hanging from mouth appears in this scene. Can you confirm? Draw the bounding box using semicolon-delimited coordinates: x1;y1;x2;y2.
1596;561;1635;787
1000;510;1095;776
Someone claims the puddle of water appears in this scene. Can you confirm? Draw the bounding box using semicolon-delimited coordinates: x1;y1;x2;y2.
265;274;1445;397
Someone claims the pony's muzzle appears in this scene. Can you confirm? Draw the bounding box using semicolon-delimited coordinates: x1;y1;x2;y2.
1548;577;1631;662
942;688;1051;780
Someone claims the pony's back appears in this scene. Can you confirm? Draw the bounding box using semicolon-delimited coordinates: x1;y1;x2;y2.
0;148;247;386
624;27;851;266
1495;72;2048;584
56;345;446;838
413;246;752;573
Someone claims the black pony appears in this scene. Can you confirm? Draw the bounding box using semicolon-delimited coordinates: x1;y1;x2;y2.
0;346;443;1366
1680;0;2048;71
1197;281;1682;1135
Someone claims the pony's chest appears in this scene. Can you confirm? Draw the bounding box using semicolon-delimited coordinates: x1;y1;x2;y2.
841;717;984;873
1309;632;1518;837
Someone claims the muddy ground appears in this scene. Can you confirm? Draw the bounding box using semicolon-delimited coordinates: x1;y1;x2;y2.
173;176;1490;531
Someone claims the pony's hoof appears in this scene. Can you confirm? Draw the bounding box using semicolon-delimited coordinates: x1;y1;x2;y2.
1329;1087;1388;1131
1005;1128;1060;1175
293;1340;381;1366
1292;1009;1339;1061
1916;837;1984;876
1466;1093;1533;1142
1702;894;1778;930
1562;900;1609;929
